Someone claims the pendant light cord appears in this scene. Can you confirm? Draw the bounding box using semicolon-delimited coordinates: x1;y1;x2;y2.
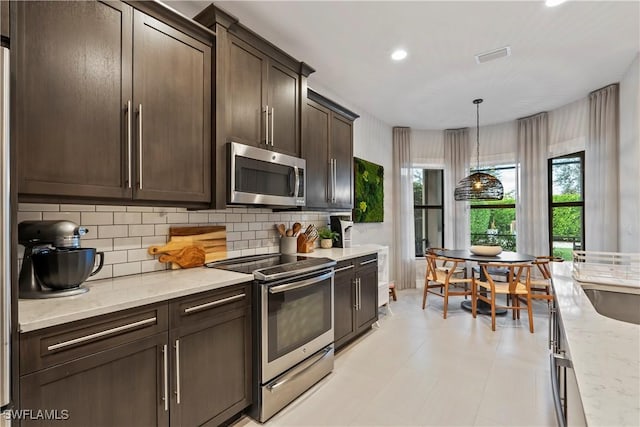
472;98;483;172
476;101;480;172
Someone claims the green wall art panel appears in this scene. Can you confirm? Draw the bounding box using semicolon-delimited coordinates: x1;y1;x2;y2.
353;157;384;223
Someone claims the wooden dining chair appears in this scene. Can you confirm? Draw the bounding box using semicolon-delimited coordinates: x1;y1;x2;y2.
472;262;534;332
530;256;563;304
423;253;474;318
425;247;465;276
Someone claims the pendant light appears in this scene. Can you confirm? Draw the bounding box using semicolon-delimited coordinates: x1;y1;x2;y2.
454;99;504;201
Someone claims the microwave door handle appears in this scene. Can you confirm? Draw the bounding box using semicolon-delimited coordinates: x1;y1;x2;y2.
293;166;300;198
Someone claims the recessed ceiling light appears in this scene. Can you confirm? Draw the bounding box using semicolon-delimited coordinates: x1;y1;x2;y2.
391;49;407;61
545;0;567;7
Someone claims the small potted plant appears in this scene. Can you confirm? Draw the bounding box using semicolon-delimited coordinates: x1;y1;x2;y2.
317;226;339;249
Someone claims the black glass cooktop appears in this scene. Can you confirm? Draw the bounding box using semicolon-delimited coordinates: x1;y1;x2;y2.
206;254;335;281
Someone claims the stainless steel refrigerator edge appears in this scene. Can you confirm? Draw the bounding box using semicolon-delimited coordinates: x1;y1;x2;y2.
1;42;12;426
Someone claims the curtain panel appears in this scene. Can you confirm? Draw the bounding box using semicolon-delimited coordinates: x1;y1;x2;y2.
586;84;619;252
392;127;416;289
516;112;550;256
443;128;470;249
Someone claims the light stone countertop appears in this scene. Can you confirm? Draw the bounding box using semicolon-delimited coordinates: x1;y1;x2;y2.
19;267;253;333
19;245;384;333
551;262;640;427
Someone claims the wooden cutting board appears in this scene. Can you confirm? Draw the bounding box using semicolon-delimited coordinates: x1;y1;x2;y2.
168;226;226;269
148;226;227;269
158;246;206;268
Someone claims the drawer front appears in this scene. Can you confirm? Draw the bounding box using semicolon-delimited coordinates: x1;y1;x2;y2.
170;283;251;330
355;254;377;270
334;258;355;275
20;303;168;375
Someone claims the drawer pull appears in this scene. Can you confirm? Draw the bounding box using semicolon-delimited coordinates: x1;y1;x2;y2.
47;317;157;351
334;265;354;273
360;259;377;266
183;293;245;314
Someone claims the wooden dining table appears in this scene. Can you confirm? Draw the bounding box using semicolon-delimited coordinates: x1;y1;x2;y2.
433;249;536;315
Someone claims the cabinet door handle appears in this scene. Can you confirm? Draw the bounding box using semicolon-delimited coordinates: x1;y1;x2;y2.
126;100;132;189
162;344;169;411
138;103;143;189
183;293;246;314
46;317;157;351
264;105;269;146
360;259;377;266
175;339;181;404
330;159;334;203
548;306;556;350
327;159;332;202
332;159;337;203
270;107;275;146
356;278;361;310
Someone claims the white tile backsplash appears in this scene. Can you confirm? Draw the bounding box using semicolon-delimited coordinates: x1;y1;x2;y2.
18;203;330;280
42;212;81;223
81;212;114;225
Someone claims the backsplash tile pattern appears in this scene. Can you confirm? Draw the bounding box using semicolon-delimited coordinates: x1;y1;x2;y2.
18;203;330;281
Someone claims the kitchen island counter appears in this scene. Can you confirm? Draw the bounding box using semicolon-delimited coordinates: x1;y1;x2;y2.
552;262;639;427
19;267;252;332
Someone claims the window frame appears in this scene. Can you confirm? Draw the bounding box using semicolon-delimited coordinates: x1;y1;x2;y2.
413;168;444;257
547;151;585;255
469;164;517;250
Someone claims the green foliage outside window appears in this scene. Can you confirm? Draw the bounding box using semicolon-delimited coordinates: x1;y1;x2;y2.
552;194;582;237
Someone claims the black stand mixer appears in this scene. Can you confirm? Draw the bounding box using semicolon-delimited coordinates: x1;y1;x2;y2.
19;220;104;299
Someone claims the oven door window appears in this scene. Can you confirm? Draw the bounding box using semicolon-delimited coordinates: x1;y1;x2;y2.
235;156;295;197
267;276;332;362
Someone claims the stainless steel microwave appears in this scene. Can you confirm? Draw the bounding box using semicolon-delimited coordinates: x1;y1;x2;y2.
228;142;306;207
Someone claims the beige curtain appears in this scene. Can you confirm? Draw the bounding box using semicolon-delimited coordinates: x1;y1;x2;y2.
516;112;549;256
586;84;619;251
444;128;470;249
392;127;416;289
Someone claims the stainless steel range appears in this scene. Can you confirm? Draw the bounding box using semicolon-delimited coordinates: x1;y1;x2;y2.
207;254;336;422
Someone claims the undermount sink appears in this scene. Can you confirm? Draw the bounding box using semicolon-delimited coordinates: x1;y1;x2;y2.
582;287;640;325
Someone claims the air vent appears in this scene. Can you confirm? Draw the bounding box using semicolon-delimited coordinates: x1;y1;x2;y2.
475;46;511;64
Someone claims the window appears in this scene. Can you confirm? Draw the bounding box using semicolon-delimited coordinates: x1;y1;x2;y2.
413;169;443;256
470;165;517;251
548;152;584;260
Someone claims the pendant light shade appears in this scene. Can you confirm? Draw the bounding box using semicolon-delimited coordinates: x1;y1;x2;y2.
454;99;504;201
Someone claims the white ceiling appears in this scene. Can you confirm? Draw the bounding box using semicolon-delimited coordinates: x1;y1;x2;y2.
168;0;640;129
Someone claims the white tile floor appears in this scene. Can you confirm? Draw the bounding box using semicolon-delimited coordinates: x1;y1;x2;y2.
235;287;557;427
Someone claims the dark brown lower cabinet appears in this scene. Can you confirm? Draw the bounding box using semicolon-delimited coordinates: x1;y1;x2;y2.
333;259;356;348
19;284;252;427
169;284;252;427
334;254;378;351
355;260;378;331
20;333;169;427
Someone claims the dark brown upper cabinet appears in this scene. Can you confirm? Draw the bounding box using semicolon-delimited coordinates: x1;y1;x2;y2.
14;1;212;207
132;11;211;204
1;1;8;41
227;36;299;157
194;5;314;209
304;90;359;210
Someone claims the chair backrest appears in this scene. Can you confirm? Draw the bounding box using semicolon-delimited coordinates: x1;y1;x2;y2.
426;253;464;283
532;256;563;279
479;262;531;293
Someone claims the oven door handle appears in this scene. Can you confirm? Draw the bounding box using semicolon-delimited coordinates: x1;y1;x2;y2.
268;271;334;294
267;346;333;391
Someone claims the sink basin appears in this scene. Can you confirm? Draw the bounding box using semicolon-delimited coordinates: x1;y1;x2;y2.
582;287;640;325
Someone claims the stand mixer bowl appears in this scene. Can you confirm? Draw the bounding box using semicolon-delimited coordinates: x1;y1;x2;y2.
32;248;104;290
